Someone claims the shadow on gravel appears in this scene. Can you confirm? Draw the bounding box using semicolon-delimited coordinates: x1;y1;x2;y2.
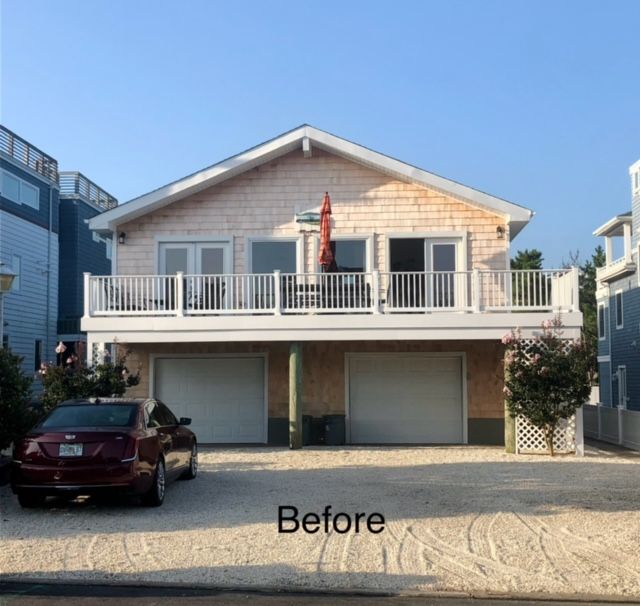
2;448;640;539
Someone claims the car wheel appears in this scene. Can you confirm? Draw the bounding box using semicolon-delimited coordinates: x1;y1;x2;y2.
142;458;165;507
182;443;198;480
17;492;46;508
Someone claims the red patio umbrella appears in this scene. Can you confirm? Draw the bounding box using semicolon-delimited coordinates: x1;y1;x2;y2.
318;192;334;271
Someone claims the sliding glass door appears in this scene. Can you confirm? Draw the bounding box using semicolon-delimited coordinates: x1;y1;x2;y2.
389;237;461;309
159;241;231;310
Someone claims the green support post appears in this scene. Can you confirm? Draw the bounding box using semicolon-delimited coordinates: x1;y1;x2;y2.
289;342;303;450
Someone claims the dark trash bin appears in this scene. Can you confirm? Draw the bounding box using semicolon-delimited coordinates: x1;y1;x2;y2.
302;414;313;446
323;414;345;446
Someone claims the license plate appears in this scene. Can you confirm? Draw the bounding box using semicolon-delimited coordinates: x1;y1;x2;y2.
59;443;83;457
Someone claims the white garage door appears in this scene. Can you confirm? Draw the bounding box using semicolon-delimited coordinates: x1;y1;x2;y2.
348;354;464;444
154;356;266;443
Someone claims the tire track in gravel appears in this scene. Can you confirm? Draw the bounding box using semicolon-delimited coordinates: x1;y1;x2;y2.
515;514;640;591
486;512;502;564
121;533;160;573
554;522;640;582
84;535;98;571
405;524;536;587
466;513;494;562
384;519;424;578
512;513;572;589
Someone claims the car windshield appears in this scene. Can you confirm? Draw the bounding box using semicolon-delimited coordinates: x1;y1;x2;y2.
40;404;138;428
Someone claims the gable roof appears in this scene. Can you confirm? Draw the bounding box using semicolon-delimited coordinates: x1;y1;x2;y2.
89;124;534;238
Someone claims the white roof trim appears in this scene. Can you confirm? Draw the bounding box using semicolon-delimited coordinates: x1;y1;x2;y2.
90;125;534;238
593;213;632;237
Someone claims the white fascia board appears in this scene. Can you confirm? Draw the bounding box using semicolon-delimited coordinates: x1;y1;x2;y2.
89;125;534;237
593;213;633;237
82;311;582;342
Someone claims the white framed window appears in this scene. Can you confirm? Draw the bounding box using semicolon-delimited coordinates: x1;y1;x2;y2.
157;238;232;275
313;234;373;273
247;236;303;274
615;290;624;329
598;303;606;339
1;170;40;209
11;255;21;291
105;238;112;261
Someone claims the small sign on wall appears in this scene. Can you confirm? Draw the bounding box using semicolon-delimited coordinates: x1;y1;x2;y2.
294;210;321;232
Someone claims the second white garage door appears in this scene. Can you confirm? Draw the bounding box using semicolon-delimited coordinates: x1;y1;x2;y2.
348;354;465;444
153;356;266;443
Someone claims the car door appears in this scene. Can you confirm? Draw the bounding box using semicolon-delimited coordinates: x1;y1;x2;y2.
145;400;180;476
158;401;191;470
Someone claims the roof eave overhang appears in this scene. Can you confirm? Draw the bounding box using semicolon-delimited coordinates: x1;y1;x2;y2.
593;214;632;237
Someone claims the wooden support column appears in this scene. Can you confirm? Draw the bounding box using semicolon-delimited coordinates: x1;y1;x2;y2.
504;360;516;453
289;342;303;450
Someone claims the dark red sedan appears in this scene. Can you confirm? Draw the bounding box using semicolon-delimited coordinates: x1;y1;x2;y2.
11;397;197;508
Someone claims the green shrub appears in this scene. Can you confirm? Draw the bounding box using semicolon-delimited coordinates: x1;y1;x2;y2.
0;348;35;451
40;349;140;413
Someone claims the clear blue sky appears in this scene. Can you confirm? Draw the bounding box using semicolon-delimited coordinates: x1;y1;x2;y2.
2;0;639;267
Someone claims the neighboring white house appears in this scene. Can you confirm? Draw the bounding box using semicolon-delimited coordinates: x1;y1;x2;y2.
83;125;582;445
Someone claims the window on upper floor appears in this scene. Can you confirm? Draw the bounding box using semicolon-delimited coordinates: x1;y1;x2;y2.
615;291;624;329
11;255;21;291
634;170;640;194
1;170;40;209
34;339;43;372
598;304;606;339
332;239;367;272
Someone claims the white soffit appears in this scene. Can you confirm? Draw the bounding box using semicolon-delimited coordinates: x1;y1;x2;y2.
89;125;533;239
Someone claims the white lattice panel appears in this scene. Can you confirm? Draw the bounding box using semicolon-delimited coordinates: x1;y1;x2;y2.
512;336;577;454
516;415;576;454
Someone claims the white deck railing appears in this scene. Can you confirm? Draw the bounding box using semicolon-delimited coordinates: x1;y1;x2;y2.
83;268;579;317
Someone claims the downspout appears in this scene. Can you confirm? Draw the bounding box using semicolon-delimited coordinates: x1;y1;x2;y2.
45;186;53;359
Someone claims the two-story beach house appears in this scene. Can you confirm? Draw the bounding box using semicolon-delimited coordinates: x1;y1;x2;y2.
594;158;640;411
84;125;582;445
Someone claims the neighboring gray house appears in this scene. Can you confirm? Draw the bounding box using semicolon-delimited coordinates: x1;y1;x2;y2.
0;126;60;380
0;124;115;383
594;158;640;411
57;171;116;358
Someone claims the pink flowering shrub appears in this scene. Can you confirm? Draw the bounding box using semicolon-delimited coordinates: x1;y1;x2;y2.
503;318;591;456
39;350;140;413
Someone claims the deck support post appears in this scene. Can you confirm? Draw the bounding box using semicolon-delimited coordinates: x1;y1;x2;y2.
504;360;516;453
289;341;303;450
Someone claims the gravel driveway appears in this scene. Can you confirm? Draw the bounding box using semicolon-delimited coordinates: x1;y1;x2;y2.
2;445;640;598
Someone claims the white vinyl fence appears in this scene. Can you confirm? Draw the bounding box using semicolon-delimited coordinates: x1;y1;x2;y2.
583;403;640;451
